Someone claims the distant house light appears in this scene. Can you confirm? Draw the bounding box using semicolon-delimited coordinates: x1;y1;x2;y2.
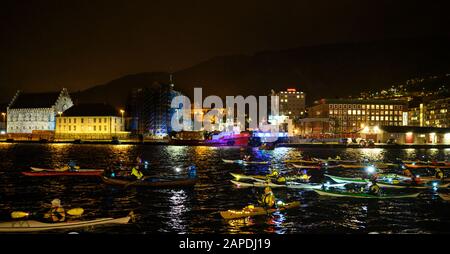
287;88;296;92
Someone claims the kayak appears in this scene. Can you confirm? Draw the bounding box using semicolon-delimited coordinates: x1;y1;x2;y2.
439;193;450;201
102;176;197;188
220;201;300;219
339;164;368;169
291;164;321;169
231;180;286;188
230;173;311;182
30;167;104;172
283;159;320;164
222;159;270;165
405;164;450;169
324;174;370;184
0;215;130;232
314;189;420;199
230;180;337;189
290;182;347;190
376;181;450;189
22;171;103;177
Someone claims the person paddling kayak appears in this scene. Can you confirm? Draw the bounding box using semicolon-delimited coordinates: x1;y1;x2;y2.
243;155;251;161
44;199;66;222
368;180;381;195
259;187;276;209
67;161;78;172
188;165;197;179
130;156;145;180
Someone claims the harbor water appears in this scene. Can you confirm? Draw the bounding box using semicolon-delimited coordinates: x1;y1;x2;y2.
0;143;449;234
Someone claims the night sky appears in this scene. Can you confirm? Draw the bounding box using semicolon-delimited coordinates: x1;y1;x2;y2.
0;0;448;100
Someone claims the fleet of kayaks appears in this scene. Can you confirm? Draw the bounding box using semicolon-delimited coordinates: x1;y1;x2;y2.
0;215;131;232
222;159;270;165
102;176;197;188
314;189;421;199
220;201;300;219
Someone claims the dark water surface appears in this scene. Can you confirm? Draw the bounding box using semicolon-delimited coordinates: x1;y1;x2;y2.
0;143;449;234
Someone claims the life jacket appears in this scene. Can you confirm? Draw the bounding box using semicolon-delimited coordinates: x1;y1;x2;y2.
369;184;380;195
131;167;144;180
49;207;66;222
261;192;275;208
436;170;444;180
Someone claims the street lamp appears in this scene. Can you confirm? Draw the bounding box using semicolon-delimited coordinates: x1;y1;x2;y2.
58;111;62;117
120;109;125;131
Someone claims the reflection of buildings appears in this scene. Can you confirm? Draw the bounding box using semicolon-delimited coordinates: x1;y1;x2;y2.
299;99;408;137
6;88;73;134
127;82;183;136
55;103;128;140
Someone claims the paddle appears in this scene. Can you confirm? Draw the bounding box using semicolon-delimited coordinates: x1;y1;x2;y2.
11;207;84;219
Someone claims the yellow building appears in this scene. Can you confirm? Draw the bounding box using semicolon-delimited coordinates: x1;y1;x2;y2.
55;103;128;140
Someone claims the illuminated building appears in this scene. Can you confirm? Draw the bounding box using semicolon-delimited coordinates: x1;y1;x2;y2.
272;88;306;119
425;98;449;127
127;82;183;136
6;88;73;134
55;103;128;140
300;99;408;139
379;126;450;144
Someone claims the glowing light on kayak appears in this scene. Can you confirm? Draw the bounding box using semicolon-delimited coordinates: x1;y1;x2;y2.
366;166;376;174
432;182;438;187
175;167;182;172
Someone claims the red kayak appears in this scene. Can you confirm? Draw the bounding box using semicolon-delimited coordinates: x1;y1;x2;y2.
22;170;103;177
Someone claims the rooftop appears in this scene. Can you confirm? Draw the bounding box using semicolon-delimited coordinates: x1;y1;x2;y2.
9;92;62;109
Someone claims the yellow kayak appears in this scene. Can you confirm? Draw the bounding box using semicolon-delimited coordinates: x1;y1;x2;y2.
220;201;300;219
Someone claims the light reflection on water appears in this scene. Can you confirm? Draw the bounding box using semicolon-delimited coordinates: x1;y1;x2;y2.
0;144;449;234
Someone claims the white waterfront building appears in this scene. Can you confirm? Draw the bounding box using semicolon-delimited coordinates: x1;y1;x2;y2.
7;88;73;133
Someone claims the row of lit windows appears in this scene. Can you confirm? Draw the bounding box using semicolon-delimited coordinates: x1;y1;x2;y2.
336;122;401;127
329;104;403;110
329;110;402;115
58;125;117;132
280;97;304;102
58;117;121;124
333;115;402;121
280;91;303;94
59;118;103;124
9;125;48;130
